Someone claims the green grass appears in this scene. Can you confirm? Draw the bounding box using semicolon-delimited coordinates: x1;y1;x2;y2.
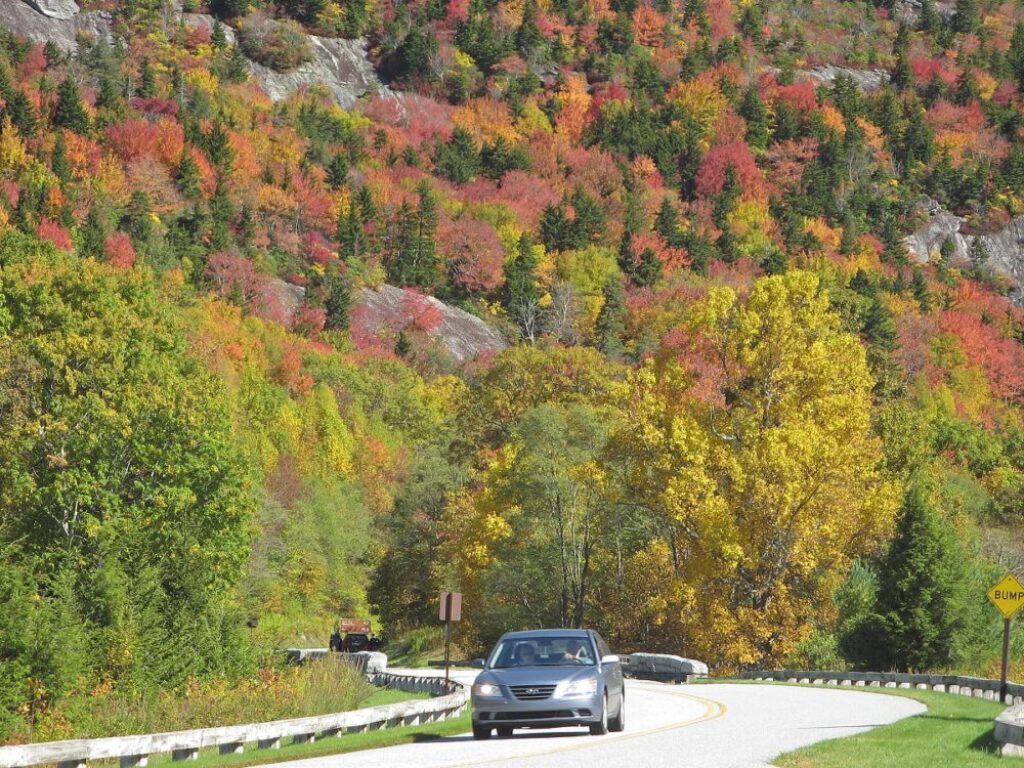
135;706;472;768
775;687;1008;767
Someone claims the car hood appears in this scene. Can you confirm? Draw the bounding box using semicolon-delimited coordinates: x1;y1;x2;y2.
476;666;596;686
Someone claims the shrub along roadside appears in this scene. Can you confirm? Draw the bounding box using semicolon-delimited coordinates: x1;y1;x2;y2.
10;659;374;744
775;688;1005;768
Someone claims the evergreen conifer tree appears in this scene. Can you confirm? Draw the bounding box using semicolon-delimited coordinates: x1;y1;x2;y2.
594;274;626;357
53;77;90;134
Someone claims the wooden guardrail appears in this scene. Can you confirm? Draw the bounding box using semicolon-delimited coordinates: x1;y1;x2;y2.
0;673;467;768
741;669;1024;755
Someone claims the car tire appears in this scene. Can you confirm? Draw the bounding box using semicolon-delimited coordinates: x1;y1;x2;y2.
496;726;513;737
473;724;492;740
589;694;609;735
609;692;625;732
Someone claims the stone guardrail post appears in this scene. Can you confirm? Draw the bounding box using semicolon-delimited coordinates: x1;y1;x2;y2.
741;669;1024;755
0;671;467;768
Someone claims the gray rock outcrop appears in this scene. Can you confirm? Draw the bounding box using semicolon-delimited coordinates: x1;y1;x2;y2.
804;65;888;92
182;13;237;44
359;284;507;363
247;34;384;108
905;198;1024;301
23;0;78;20
1;0;111;51
7;0;385;110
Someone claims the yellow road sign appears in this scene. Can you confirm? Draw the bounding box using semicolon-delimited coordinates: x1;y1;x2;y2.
988;573;1024;618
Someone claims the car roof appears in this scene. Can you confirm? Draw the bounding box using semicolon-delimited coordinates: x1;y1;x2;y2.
499;629;592;640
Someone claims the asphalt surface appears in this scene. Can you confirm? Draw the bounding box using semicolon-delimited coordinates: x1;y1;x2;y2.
267;669;925;768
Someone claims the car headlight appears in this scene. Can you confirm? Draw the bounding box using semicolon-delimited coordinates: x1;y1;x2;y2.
473;682;502;697
558;677;598;697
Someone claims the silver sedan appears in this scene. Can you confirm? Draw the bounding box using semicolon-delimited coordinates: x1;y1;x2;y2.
470;628;625;739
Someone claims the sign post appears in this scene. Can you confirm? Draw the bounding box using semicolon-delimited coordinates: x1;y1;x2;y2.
439;591;462;684
986;572;1024;703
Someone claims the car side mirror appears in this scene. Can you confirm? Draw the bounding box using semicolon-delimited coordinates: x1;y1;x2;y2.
600;654;620;665
469;658;486;669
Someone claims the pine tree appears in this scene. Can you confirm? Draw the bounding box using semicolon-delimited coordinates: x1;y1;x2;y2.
911;268;931;312
655;197;683;247
176;149;202;201
855;483;967;671
139;57;156;98
78;206;107;260
212;20;228;48
53;77;90;135
739;86;770;151
4;90;36;139
434;127;480;185
224;45;250;84
634;247;662;287
390;183;439;289
204;121;234;174
516;0;544;56
326;153;349;190
504;233;541;341
594;274;626;357
323;264;352;331
51;130;71;184
953;0;978;35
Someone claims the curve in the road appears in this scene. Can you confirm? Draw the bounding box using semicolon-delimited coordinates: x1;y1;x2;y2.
263;674;925;768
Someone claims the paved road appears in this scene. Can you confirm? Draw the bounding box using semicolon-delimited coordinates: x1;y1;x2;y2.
269;669;925;768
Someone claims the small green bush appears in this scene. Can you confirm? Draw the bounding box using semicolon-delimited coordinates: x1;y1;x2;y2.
238;14;313;73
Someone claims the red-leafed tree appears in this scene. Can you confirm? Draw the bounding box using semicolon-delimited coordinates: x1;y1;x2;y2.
401;289;443;332
439;217;505;293
38;217;72;251
694;140;765;200
938;310;1024;399
104;232;136;268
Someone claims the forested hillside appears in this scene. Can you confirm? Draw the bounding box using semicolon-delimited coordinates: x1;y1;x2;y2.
3;0;1024;743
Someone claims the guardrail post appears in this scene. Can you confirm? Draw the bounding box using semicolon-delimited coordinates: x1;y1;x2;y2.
256;738;281;750
120;755;148;768
219;743;244;755
293;733;316;745
171;748;200;761
57;760;86;768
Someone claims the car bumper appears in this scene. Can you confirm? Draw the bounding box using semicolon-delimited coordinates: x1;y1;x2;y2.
472;693;603;728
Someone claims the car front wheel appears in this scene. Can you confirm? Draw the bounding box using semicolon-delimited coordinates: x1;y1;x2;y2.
496;726;513;737
473;724;492;740
609;691;625;732
589;694;609;735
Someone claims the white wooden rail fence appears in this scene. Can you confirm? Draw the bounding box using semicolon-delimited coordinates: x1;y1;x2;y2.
741;669;1024;755
0;673;467;768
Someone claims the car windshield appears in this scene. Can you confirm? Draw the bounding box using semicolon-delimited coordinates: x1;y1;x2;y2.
488;636;596;668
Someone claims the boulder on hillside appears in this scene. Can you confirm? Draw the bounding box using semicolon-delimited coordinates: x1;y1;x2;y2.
24;0;78;20
2;0;110;50
248;34;385;108
182;14;385;108
359;284;507;363
905;197;1024;303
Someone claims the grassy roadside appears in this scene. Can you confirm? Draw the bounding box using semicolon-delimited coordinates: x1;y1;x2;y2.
131;695;471;768
774;687;1007;767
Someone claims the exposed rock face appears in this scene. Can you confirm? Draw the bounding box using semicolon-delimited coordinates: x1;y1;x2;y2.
1;0;111;51
359;284;507;363
23;0;78;20
8;1;385;110
804;65;888;92
182;13;237;45
905;198;1024;302
247;35;385;108
179;15;386;107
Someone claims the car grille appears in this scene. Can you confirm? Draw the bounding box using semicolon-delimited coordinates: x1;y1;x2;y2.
492;710;576;720
510;684;556;701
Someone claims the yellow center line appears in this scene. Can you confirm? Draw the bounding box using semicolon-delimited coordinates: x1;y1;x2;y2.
448;685;728;768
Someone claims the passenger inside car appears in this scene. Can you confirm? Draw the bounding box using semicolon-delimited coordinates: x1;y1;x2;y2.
513;643;537;666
